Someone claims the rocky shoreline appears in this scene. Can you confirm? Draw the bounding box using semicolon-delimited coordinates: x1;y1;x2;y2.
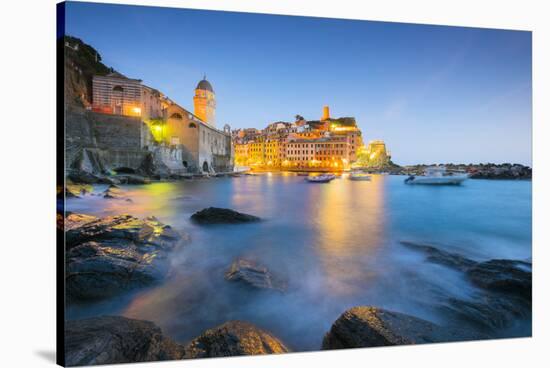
62;186;531;366
399;163;532;180
64;161;532;189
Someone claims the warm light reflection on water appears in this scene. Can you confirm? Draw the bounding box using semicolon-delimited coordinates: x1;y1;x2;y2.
66;174;531;350
316;175;386;295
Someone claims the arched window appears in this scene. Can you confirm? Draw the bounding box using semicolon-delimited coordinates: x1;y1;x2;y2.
170;113;183;119
112;85;124;92
188;122;197;128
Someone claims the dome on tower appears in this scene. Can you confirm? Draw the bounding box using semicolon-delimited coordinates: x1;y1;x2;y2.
196;78;214;93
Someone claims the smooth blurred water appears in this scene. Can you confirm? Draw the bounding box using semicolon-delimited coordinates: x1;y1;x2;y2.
66;173;532;349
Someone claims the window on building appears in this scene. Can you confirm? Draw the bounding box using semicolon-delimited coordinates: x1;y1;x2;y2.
189;122;197;128
170;113;183;119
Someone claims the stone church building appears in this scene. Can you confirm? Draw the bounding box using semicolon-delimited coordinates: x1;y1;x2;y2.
163;78;232;173
92;73;233;174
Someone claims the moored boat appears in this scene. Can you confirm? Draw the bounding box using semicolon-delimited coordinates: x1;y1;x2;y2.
349;172;371;181
404;166;469;185
306;174;335;183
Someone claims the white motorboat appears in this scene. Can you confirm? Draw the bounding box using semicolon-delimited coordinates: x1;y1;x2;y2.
306;174;335;183
349;172;372;181
404;166;469;185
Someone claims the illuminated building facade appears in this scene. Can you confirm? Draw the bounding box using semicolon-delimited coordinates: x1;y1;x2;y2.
248;139;266;167
285;136;352;169
234;142;249;166
265;139;286;167
92;72;144;117
233;106;366;170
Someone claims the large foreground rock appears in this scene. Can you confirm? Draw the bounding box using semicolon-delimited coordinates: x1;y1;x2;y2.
66;240;165;300
225;259;286;292
185;321;290;358
65;213;186;301
65;213;184;249
65;316;184;366
190;207;261;224
322;306;480;349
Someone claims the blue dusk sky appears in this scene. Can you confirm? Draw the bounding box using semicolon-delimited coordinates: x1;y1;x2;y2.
64;2;532;165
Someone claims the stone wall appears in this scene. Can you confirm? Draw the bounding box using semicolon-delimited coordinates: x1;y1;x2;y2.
198;124;233;173
65;106;171;175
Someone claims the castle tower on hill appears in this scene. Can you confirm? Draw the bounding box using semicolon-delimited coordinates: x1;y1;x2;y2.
321;105;330;121
193;76;216;126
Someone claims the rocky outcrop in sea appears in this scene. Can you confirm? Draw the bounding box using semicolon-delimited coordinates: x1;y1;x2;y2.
400;163;531;179
190;207;261;224
225;258;287;292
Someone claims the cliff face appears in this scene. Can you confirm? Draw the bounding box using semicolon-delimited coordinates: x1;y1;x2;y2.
63;35;111;107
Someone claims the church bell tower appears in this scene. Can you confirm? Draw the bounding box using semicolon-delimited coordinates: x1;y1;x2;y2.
193;76;216;126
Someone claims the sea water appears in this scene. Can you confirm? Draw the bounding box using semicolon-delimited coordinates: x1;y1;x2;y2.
66;173;532;350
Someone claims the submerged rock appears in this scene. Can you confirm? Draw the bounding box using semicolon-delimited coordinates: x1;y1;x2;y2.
466;259;532;300
102;184;125;199
65;316;184;366
441;294;531;331
67;170;119;185
225;259;286;292
115;174;151;185
322;306;480;349
400;241;476;271
401;241;532;332
190;207;261;224
185;321;290;358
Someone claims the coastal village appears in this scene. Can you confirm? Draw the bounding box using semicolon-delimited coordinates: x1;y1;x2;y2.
63;36;396;183
63;35;530;184
232;106;392;171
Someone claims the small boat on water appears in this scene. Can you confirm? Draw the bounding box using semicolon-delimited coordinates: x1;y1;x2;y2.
306;174;335;183
404;166;469;185
349;172;371;181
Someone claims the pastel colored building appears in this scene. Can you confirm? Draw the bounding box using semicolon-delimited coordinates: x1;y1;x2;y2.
232;106;368;170
92;72;143;117
285;136;352;169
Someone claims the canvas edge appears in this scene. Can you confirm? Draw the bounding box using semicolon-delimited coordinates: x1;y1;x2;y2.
56;2;67;367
